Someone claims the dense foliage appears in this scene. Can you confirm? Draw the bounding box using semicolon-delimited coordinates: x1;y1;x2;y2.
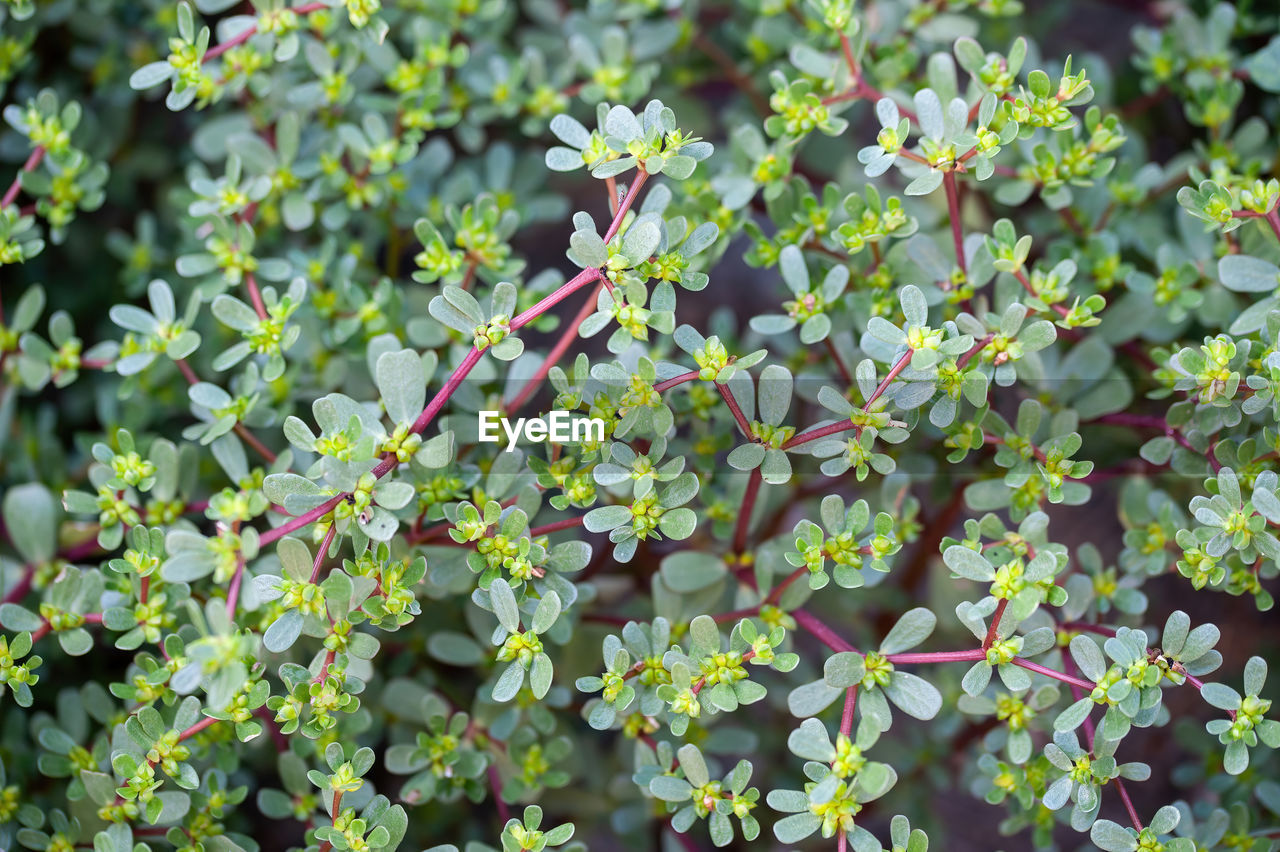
1;0;1279;850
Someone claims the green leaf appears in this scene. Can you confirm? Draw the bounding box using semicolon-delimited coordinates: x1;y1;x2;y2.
677;743;709;786
657;508;697;539
489;578;521;633
1218;255;1280;292
1200;682;1241;710
531;591;561;634
787;718;836;761
943;545;996;581
773;813;821;843
376;349;427;425
570;229;608;267
0;603;43;631
879;607;936;655
1090;820;1137;852
3;483;58;563
650;775;692;802
263;609;303;653
492;661;525;702
883;672;942;720
427;632;486;666
1054;697;1093;732
659;552;726;593
778;244;809;295
788;678;842;717
529;652;553;699
823;652;866;689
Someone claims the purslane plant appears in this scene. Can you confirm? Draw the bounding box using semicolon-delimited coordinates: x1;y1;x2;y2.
1;1;1279;852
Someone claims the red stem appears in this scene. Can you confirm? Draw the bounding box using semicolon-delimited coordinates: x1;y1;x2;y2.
602;171;647;243
957;334;993;369
716;382;753;437
839;686;858;737
885;649;986;664
943;172;966;276
732;469;762;554
234;424;278;464
1115;778;1144;831
654;370;700;393
1010;658;1094;690
793;608;858;653
1013;269;1070;318
178;715;219;741
528;516;584;537
507;282;600;412
2;145;45;208
489;765;511;824
782;349;913;450
201;2;326;62
1266;209;1280;242
511;268;601;331
245;272;268;320
864;349;912;408
262;163;645;546
225;555;246;617
982;598;1008;651
309;522;338;584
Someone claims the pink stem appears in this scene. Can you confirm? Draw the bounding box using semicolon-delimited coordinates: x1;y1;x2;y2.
654;370;699;393
793;609;858;653
943;172;966;276
201;2;326;62
885;649;986;664
309;523;338;584
1;145;44;208
1011;658;1094;690
528;516;584;537
732;469;763;554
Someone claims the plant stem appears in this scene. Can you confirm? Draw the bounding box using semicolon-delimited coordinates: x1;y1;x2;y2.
511;268;602;331
1;145;45;208
1115;777;1144;831
716;381;753;437
982;598;1008;651
245;271;268;320
318;789;344;852
528;516;584;537
942;172;966;276
202;2;326;63
310;523;338;584
236;424;279;464
178;715;219;742
176;357;276;462
488;765;511;824
839;686;858;736
1010;657;1094;690
1013;269;1070;318
263;166;647;546
885;649;986;664
793;608;858;653
1266;208;1280;243
957;333;993;369
507;282;599;412
732;469;762;554
225;555;246;617
825;338;853;386
602;171;647;243
765;566;808;606
654;370;700;393
783;349;913;449
864;348;912;408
